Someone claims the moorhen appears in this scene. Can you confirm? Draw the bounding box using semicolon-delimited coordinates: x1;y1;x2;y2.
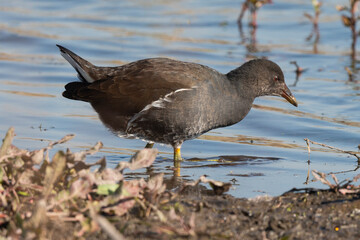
57;44;297;161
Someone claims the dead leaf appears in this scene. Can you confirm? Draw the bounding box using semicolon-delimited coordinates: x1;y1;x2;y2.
98;168;123;183
122;179;147;197
199;175;231;195
43;151;66;198
18;169;36;185
71;142;103;162
48;134;75;148
101;179;146;216
70;171;95;199
0;127;15;157
29;149;44;165
180;176;231;195
144;173;166;203
101;195;135;216
128;148;158;170
115;161;130;171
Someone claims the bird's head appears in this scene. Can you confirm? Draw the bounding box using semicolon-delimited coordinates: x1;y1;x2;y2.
229;59;298;107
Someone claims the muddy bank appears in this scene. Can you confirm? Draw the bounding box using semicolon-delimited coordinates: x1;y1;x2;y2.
88;188;360;240
37;187;360;240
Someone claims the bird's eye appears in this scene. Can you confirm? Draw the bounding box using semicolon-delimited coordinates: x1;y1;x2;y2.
274;76;279;82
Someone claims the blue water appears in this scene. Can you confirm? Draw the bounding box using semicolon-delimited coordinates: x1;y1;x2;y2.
0;0;359;198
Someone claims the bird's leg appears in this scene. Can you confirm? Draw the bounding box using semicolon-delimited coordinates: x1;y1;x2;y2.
144;142;155;178
173;160;181;177
173;145;182;161
145;142;154;148
173;144;182;177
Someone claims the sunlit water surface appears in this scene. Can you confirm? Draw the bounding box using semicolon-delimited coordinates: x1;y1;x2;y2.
0;0;359;198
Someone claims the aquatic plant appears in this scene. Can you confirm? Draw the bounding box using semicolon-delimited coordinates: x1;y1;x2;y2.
304;0;322;29
289;61;306;87
304;0;322;53
237;0;273;27
237;0;272;53
337;0;360;59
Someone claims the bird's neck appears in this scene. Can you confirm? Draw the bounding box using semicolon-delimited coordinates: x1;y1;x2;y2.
207;78;256;129
227;66;259;98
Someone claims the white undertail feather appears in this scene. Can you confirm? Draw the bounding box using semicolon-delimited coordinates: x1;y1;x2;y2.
60;51;95;83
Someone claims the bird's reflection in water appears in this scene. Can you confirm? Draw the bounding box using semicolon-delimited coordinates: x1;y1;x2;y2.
123;154;281;192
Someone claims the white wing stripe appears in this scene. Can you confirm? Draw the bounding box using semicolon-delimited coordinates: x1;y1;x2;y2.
126;87;197;132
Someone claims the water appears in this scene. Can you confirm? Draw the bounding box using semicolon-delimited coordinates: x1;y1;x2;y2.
0;0;359;198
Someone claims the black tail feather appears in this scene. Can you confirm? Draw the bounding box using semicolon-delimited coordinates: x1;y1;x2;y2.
62;82;89;100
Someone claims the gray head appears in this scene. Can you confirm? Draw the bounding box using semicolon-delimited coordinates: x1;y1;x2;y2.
227;59;298;107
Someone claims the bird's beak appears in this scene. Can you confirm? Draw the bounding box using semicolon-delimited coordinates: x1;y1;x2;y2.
281;85;298;107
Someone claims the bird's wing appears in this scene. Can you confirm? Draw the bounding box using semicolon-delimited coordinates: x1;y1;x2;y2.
64;58;221;114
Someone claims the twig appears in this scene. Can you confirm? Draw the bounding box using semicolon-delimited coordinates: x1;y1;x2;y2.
304;161;311;185
283;187;329;194
312;170;335;188
327;166;360;175
304;138;360;161
311;169;360;194
304;138;311;154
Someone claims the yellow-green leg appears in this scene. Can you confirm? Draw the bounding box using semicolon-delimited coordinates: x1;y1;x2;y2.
173;147;182;161
173;147;182;177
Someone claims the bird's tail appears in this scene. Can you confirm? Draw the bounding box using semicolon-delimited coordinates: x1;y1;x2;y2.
56;44;96;83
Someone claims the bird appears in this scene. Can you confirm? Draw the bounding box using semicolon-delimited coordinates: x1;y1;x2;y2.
57;44;297;161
